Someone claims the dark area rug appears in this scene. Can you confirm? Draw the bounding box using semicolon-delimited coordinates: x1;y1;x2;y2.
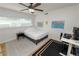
32;39;64;56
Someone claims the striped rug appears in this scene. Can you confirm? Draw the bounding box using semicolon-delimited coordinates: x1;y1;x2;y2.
32;39;63;56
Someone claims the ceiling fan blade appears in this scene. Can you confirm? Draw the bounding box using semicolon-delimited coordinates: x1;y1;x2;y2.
19;3;28;7
34;9;43;12
33;3;41;8
20;9;28;11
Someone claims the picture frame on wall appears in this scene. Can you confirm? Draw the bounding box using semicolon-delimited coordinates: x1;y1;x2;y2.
45;21;48;25
37;22;43;27
51;21;64;29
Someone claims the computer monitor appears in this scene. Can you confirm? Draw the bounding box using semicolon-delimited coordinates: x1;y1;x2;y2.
73;27;79;40
73;27;79;34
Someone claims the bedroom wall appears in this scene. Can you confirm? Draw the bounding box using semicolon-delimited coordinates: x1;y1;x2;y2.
0;7;34;43
35;4;79;41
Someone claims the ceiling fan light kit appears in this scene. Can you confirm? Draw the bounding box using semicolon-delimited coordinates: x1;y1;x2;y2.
29;9;35;13
19;3;43;13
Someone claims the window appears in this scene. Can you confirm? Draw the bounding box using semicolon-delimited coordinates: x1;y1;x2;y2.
0;17;32;28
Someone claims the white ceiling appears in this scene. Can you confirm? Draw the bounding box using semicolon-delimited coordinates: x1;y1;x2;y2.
0;3;78;15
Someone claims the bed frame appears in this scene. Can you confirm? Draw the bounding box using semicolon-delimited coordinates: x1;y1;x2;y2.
17;32;48;45
25;35;48;45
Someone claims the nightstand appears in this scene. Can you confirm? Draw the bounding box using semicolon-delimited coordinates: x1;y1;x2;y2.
0;43;6;56
16;32;25;40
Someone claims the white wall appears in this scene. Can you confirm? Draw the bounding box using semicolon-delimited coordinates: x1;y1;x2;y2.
35;4;79;41
0;7;34;43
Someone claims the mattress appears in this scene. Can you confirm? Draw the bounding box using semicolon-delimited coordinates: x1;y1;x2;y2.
24;27;48;40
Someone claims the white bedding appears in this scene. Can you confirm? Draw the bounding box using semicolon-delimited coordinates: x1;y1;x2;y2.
24;27;48;40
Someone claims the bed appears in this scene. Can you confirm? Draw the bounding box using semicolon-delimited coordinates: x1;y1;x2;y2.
24;27;48;44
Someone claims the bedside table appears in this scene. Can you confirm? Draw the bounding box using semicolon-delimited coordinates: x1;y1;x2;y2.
16;32;25;40
0;43;6;56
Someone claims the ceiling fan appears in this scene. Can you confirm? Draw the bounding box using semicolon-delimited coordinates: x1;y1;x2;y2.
19;3;43;13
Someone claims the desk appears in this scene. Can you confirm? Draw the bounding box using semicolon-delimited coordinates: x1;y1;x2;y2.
61;38;79;56
61;38;79;46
